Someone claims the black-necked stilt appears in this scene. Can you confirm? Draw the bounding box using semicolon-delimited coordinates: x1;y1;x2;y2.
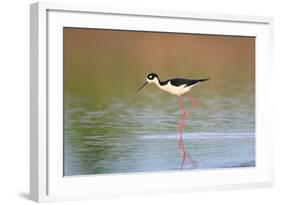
137;73;209;169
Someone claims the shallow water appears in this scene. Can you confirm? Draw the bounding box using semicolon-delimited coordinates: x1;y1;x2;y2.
64;87;255;176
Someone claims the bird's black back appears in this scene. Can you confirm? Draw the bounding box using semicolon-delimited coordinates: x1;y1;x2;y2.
160;78;209;87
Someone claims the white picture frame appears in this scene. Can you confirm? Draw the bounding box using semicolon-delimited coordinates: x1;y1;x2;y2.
30;2;274;202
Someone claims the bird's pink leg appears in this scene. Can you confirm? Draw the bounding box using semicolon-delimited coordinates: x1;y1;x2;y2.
178;96;195;169
184;94;198;168
178;96;187;155
178;94;199;169
187;94;199;110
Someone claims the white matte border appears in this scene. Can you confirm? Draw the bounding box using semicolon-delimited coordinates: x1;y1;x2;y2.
30;2;274;202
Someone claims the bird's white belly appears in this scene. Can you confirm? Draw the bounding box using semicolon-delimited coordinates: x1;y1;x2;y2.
160;82;191;96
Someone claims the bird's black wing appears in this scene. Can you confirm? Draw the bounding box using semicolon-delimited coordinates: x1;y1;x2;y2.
167;78;209;87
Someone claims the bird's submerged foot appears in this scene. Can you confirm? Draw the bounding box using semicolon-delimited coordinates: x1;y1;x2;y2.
180;150;197;170
179;149;198;169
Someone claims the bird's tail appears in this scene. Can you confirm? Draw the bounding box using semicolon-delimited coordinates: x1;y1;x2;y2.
197;78;210;82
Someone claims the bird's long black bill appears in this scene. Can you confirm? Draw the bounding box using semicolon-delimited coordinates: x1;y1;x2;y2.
137;81;148;92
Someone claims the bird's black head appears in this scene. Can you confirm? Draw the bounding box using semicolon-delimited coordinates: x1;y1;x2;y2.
147;73;158;81
137;73;159;92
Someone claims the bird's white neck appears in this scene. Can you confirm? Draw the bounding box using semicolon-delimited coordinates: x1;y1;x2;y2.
152;78;164;90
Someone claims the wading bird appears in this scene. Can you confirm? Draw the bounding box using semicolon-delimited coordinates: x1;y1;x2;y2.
137;73;209;169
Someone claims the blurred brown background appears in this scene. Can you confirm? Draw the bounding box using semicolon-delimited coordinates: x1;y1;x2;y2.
64;28;255;98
